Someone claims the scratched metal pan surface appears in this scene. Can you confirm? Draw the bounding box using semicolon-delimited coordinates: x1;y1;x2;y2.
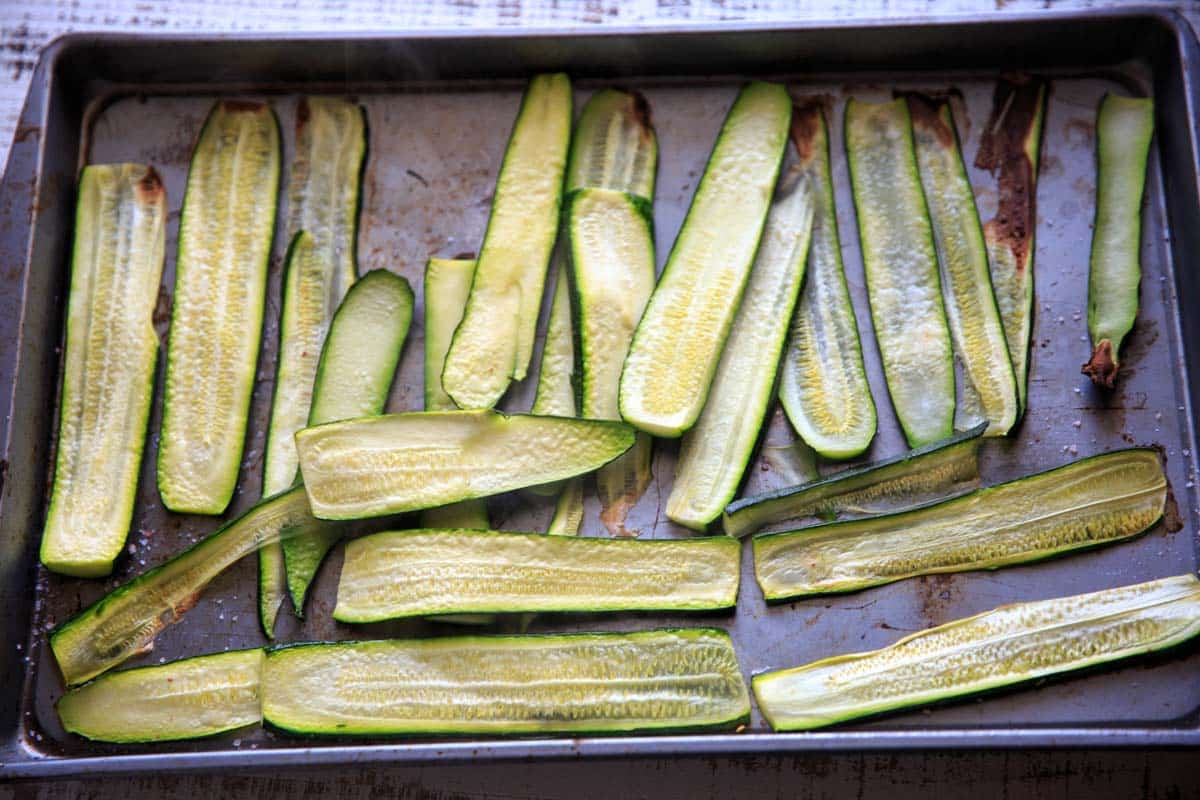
1;8;1199;778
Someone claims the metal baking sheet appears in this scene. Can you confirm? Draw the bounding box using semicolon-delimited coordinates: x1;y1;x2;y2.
2;8;1199;778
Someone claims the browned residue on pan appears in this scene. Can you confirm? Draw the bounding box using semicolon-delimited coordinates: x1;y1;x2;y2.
625;89;655;146
789;100;824;164
1082;338;1118;389
135;165;165;202
221;99;267;114
899;91;955;148
296;96;311;131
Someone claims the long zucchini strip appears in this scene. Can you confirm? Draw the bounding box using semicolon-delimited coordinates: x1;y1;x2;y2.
754;574;1200;731
57;649;263;743
158;101;280;514
723;423;985;538
334;530;740;621
262;629;749;735
975;76;1046;413
41;164;167;577
906;93;1018;436
567;90;658;533
619;82;791;437
753;448;1165;599
277;269;413;623
668;169;814;530
296;410;635;520
1082;94;1154;388
442;74;572;409
845;98;955;448
779;101;876;461
51;486;330;686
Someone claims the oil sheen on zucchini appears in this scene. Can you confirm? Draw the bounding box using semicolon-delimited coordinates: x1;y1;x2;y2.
41;164;167;577
296;410;635;520
723;423;985;538
442;74;572;410
262;629;749;735
754;574;1200;730
158;100;280;514
667;168;814;530
778;101;876;461
51;485;330;686
619;82;791;437
1082;94;1154;389
906;93;1017;436
754;448;1165;599
57;649;263;743
845;97;955;448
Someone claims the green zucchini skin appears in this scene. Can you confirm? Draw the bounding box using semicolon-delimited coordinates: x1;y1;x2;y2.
753;448;1166;600
723;423;985;538
262;629;749;736
57;649;263;743
333;529;740;621
41;164;167;577
1083;94;1154;389
754;574;1200;731
844;97;955;448
158;100;281;515
778;101;876;461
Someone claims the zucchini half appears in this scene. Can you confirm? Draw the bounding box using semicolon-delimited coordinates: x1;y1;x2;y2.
334;529;740;621
753;448;1166;599
262;629;749;735
41;164;167;577
619;82;792;437
442;74;573;410
844;97;955;448
754;574;1200;731
1082;94;1155;388
57;649;263;743
778;101;876;461
295;410;635;520
667;168;814;530
158;100;280;514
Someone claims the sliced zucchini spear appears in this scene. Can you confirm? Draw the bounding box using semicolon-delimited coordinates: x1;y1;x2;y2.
754;574;1200;731
1083;94;1154;388
667;168;814;531
158;100;280;514
844;97;955;448
41;164;167;578
905;92;1018;436
975;76;1046;412
620;82;792;437
262;629;749;735
779;101;876;461
296;410;636;520
723;423;985;538
754;448;1166;599
442;73;572;410
334;529;740;621
57;649;263;743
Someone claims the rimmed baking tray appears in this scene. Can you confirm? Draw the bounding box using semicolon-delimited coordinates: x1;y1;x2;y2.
2;7;1199;779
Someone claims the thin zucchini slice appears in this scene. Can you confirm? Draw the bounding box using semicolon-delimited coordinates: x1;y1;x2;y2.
51;485;330;686
722;422;985;538
1083;94;1154;388
753;448;1165;599
296;410;635;520
668;169;814;531
442;74;572;409
158;101;281;514
277;269;413;622
975;76;1046;412
334;530;739;621
547;478;584;536
619;82;792;437
57;649;263;743
566;88;657;199
754;574;1200;731
779;101;876;461
906;93;1018;436
41;164;167;577
262;629;749;735
844;97;955;448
